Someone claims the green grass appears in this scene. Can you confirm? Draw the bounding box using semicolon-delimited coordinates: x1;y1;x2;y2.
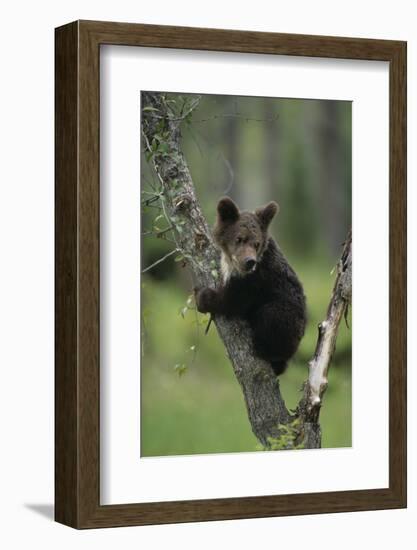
140;260;352;457
141;361;258;456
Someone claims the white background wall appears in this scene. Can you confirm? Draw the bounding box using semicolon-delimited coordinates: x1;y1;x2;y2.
0;1;415;547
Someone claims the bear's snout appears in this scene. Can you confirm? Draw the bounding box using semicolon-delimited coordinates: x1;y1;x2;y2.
244;257;256;272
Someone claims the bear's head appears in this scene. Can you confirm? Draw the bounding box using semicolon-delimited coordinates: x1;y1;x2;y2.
213;196;279;280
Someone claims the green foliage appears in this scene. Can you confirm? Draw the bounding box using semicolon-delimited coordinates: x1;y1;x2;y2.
264;417;305;451
173;363;187;377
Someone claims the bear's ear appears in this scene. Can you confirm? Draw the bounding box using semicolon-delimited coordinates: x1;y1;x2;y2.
217;197;240;224
255;201;279;229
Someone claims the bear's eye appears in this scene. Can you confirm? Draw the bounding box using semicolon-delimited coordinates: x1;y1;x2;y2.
254;242;260;250
236;237;242;244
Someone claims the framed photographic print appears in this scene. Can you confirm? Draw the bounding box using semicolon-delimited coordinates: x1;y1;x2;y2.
55;20;406;528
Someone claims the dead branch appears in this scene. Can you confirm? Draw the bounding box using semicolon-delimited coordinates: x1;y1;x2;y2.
297;231;352;448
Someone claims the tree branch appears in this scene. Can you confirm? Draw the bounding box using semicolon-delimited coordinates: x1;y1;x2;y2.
297;231;352;448
142;248;178;273
141;92;352;449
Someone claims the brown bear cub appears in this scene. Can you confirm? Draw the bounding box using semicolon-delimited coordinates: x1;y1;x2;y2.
194;197;307;376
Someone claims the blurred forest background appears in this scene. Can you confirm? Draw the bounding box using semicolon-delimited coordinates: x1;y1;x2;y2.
141;93;352;457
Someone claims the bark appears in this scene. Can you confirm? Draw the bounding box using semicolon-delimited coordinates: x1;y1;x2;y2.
141;92;352;449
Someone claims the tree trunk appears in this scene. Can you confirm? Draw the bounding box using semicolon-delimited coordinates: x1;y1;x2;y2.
141;92;352;449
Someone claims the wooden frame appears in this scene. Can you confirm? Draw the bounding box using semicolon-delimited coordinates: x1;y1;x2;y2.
55;20;407;529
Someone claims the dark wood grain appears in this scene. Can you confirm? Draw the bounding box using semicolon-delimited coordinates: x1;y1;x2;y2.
55;21;79;527
388;41;407;505
55;20;407;529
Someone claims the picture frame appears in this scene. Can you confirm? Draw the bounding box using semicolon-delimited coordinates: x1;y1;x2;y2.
55;20;406;529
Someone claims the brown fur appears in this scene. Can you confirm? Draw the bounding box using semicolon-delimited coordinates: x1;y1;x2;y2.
195;197;306;376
